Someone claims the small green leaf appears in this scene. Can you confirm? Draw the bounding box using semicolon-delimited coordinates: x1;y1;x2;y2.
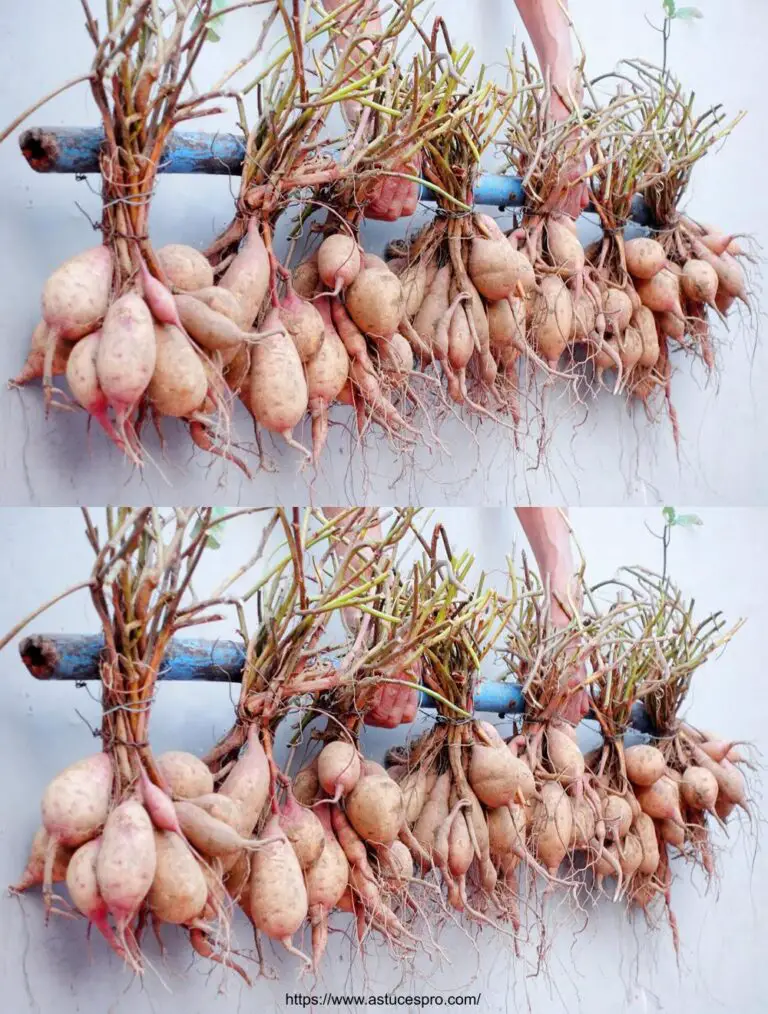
192;0;229;44
191;507;230;550
663;0;676;15
662;506;677;524
674;6;703;18
673;513;704;528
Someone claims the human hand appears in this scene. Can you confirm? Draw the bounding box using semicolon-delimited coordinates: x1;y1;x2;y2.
364;660;421;728
550;79;589;221
551;585;590;725
363;156;422;222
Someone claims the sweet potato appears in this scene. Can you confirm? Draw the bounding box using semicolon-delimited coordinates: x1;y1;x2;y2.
156;244;214;292
317;740;361;801
469;743;533;808
41;246;113;341
41;753;113;848
346;267;404;339
148;324;207;417
530;276;572;368
156;751;214;799
148;830;207;924
317;233;361;292
345;773;405;845
218;724;270;833
66;837;125;959
96;799;156;932
624;744;665;787
248;816;308;957
249;308;308;448
96;293;156;422
306;803;349;971
530;783;572;875
279;792;325;869
624;238;665;279
12;827;72;893
218;217;270;325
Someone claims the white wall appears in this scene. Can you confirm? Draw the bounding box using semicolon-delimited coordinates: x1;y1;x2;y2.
0;506;765;1013
1;2;766;507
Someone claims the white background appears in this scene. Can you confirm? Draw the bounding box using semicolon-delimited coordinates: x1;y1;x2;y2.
0;506;764;1013
0;1;766;506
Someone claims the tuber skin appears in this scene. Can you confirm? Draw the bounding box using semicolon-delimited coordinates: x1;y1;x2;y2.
317;233;362;293
279;288;325;362
11;321;72;387
345;267;405;340
218;217;270;326
156;751;214;800
148;324;208;418
279;791;326;869
65;330;125;451
345;773;405;846
42;246;114;342
306;297;350;462
148;830;208;925
96;799;157;938
156;244;214;292
219;724;270;833
97;292;157;430
317;740;362;802
248;816;310;964
306;803;349;971
66;837;127;962
248;308;309;454
11;827;72;893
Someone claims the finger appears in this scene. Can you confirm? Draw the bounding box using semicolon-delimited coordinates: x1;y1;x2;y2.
401;182;420;218
365;711;399;729
401;688;419;724
367;176;399;219
382;191;405;223
368;682;400;723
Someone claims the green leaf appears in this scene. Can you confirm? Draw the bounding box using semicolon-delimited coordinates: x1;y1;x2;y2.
663;0;676;15
672;513;704;528
674;6;703;18
192;0;229;44
662;506;677;524
191;507;231;550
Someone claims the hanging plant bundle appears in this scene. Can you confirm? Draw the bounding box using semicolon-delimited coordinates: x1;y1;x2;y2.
203;2;426;463
502;53;642;398
385;41;521;423
370;525;526;936
584;76;666;399
622;63;749;381
10;1;272;474
278;15;474;459
9;507;297;981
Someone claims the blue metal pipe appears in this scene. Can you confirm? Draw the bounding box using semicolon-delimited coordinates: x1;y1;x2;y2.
17;633;523;714
17;126;650;221
16;633;654;731
18;125;525;206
